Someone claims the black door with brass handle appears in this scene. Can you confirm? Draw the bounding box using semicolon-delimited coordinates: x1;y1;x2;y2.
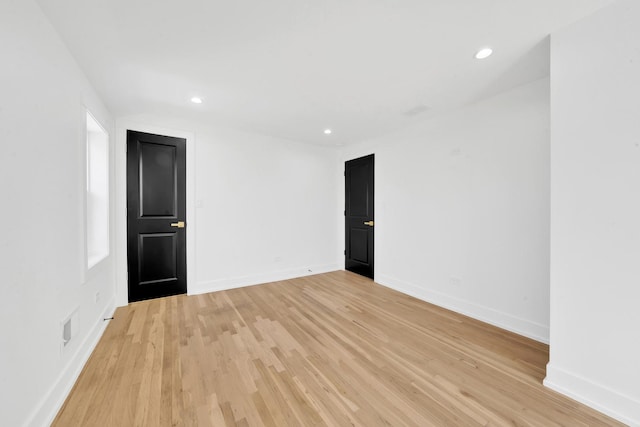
127;130;187;302
345;154;374;279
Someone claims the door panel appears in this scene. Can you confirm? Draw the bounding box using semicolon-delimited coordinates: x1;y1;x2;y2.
139;142;177;217
138;233;177;284
348;166;370;217
350;229;370;264
127;130;186;302
345;154;374;279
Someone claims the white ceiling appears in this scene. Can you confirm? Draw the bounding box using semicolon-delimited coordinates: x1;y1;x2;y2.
36;0;612;146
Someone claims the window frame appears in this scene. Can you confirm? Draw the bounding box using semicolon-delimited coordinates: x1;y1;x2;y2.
85;110;110;270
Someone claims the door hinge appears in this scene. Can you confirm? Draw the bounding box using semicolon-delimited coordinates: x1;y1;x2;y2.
344;170;346;176
344;210;346;216
344;249;346;256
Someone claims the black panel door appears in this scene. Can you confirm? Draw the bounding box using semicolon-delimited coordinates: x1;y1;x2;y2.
345;154;374;279
127;130;187;302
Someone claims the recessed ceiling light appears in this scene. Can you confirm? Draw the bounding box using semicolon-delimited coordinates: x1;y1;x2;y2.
324;129;332;135
475;48;493;59
191;97;203;104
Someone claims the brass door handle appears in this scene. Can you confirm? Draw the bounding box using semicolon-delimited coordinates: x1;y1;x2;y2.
170;221;185;228
364;221;374;226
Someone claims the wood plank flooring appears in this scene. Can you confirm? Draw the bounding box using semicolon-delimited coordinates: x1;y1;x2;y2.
53;271;622;426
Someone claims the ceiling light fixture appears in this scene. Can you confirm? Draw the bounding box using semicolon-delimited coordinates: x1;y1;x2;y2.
324;129;332;135
191;97;203;104
475;47;493;59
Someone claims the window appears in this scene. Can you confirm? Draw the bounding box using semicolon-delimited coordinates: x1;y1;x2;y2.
86;111;109;268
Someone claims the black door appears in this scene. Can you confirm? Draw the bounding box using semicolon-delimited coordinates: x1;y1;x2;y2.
345;154;374;279
127;130;187;302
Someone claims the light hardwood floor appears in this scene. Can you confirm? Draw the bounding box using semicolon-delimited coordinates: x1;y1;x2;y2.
53;271;622;426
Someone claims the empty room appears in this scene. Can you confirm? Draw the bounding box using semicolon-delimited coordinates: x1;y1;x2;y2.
1;0;639;425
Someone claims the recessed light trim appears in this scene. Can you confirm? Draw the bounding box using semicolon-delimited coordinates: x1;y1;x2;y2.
191;97;203;104
324;129;332;135
475;47;493;59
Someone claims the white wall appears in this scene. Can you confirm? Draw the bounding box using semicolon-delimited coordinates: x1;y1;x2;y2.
191;124;341;292
545;1;640;424
339;78;551;343
115;115;341;305
0;1;116;426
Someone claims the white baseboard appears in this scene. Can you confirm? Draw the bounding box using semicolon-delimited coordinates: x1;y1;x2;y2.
192;263;342;295
24;300;116;427
544;364;640;426
376;273;549;344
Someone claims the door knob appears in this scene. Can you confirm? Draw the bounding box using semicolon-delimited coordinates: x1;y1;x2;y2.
364;221;374;226
170;221;185;228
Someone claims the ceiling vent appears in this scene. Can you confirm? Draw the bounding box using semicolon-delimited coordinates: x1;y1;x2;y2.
403;104;430;117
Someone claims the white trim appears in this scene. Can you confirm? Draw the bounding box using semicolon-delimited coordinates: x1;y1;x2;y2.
85;110;110;271
376;273;549;344
544;363;640;426
193;264;341;295
114;120;196;307
24;300;116;427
